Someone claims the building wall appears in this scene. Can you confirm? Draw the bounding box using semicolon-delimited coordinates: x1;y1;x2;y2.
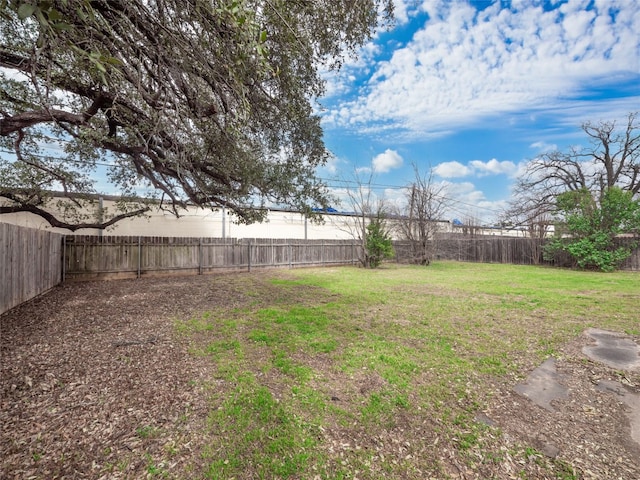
0;199;369;239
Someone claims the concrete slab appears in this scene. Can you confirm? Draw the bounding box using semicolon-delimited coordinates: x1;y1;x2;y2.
513;357;569;412
583;328;640;371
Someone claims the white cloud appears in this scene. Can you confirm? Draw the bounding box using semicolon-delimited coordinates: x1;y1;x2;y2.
326;187;353;212
372;149;403;173
469;159;517;177
442;181;506;224
320;154;343;175
513;159;533;180
383;187;407;208
529;141;557;152
433;161;471;178
324;1;640;137
392;0;412;25
433;159;515;179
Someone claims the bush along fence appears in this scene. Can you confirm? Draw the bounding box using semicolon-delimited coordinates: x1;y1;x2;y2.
63;236;359;281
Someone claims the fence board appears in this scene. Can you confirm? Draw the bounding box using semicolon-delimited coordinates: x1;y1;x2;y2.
1;223;63;315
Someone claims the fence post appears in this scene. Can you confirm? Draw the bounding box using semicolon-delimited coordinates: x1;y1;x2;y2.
137;236;141;278
289;242;292;269
222;207;226;239
248;240;251;272
198;238;203;275
61;235;66;283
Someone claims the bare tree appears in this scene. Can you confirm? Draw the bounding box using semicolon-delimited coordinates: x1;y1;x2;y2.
506;112;640;229
392;165;448;265
499;198;553;263
460;216;484;236
504;113;640;268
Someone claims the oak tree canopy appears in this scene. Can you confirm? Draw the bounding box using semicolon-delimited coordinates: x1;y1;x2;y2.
0;0;393;230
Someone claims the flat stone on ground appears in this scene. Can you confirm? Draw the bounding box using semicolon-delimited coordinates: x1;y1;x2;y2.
513;357;569;412
582;328;640;371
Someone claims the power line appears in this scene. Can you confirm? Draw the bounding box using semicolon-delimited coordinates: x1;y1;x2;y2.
0;150;503;216
320;177;504;215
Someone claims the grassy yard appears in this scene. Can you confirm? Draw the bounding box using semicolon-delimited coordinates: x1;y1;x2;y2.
175;262;640;479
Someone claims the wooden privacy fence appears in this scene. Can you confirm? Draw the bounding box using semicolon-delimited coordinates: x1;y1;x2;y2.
63;236;359;280
4;226;640;314
1;223;63;315
393;237;546;265
394;236;640;269
435;237;546;265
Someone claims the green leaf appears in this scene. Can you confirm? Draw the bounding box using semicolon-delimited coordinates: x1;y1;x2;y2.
17;3;37;20
52;22;72;32
104;56;123;66
34;8;48;27
47;8;62;21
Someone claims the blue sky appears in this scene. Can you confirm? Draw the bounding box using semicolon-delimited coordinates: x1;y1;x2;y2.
316;0;640;223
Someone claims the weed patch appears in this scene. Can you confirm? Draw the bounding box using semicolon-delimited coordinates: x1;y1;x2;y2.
204;373;321;479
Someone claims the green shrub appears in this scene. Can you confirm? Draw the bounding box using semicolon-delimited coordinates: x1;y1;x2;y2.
365;218;394;268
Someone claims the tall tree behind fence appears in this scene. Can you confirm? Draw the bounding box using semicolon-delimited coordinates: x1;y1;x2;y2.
1;224;63;315
63;236;359;280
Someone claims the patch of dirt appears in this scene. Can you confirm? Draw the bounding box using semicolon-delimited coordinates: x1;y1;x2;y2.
1;274;263;480
2;271;640;479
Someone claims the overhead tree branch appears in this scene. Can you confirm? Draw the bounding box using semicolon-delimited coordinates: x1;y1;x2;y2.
0;0;393;230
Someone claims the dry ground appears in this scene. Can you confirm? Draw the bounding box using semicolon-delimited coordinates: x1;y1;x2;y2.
1;271;639;479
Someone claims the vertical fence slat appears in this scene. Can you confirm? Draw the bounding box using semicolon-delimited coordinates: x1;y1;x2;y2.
137;236;141;278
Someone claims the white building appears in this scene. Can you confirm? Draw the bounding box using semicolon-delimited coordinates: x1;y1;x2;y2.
0;196;395;239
